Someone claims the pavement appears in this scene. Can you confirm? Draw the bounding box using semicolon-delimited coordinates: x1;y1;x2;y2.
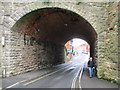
81;68;119;89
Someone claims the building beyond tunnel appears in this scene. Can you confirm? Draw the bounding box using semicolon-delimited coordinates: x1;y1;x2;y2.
0;0;119;84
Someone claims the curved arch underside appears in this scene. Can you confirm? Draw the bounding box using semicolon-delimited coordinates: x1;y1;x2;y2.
12;7;97;57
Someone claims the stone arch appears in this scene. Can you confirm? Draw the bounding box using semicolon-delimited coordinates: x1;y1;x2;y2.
2;1;118;83
7;2;97;59
8;2;96;32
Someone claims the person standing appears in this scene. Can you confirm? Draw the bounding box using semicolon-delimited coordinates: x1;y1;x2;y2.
88;57;95;78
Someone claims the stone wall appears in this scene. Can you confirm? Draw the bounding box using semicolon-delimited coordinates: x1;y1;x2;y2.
97;2;119;83
2;31;64;77
0;1;4;78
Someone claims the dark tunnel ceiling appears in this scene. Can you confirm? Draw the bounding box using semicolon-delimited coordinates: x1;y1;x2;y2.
12;7;97;45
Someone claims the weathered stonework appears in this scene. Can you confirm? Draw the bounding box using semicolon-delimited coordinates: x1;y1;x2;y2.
0;0;119;84
2;31;64;77
97;2;119;83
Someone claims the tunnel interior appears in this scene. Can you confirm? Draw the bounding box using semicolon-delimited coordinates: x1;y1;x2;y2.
11;7;97;60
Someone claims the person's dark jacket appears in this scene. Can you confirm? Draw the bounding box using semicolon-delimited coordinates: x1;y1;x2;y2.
88;60;94;68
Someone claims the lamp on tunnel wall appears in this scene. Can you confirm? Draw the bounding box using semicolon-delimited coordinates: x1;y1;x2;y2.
64;24;68;27
35;28;40;34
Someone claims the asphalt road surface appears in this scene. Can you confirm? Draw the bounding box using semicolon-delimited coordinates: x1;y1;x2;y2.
7;53;88;88
3;53;117;89
1;52;89;89
10;63;82;88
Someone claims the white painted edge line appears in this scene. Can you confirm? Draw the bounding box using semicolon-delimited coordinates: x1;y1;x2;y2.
6;80;27;88
6;64;72;88
62;66;75;73
79;67;84;89
71;67;82;89
23;64;72;86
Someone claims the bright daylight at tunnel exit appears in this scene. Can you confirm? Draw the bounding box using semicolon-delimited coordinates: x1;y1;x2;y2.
64;38;90;68
0;0;119;89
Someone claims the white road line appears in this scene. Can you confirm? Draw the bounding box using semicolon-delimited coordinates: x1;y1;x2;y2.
6;80;27;88
71;67;82;89
6;64;72;88
62;66;75;73
23;64;71;86
79;67;83;89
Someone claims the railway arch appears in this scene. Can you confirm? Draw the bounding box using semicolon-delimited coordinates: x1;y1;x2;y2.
0;1;119;83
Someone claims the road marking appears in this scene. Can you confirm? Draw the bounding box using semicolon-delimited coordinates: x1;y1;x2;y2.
6;64;72;88
62;66;75;73
71;67;81;89
79;67;83;89
6;80;27;89
6;82;20;88
71;75;76;89
22;65;71;86
71;67;83;89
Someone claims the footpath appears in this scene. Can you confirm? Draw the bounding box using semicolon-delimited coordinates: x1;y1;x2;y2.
81;68;119;89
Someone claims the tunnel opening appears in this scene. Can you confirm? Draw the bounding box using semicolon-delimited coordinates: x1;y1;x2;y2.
12;7;97;57
10;7;97;76
64;38;90;67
